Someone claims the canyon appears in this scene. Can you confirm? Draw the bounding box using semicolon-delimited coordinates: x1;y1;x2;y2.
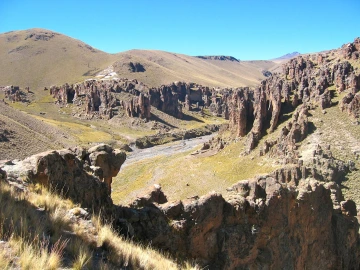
0;29;360;269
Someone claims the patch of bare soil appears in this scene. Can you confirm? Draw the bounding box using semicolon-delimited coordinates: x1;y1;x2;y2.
0;102;74;160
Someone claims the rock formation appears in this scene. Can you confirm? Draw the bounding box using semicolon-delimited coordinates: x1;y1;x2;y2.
0;144;126;210
115;163;359;269
49;78;238;121
340;91;360;119
195;55;239;62
50;80;117;120
128;62;146;72
149;85;183;118
341;37;360;60
2;85;23;102
122;93;151;120
228;88;253;137
260;105;309;163
225;37;360;153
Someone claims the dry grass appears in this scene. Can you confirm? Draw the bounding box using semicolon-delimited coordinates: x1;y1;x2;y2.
0;248;11;270
33;116;113;144
10;237;66;270
95;219;199;270
72;246;92;270
0;182;71;269
113;136;278;205
0;180;199;269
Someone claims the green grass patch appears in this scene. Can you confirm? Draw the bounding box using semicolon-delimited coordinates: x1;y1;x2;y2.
113;139;277;205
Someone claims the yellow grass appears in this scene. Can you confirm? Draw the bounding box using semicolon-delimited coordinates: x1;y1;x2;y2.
0;180;199;269
33;116;113;143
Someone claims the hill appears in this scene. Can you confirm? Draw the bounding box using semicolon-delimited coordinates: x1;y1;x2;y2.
0;29;113;91
272;51;301;60
109;50;278;88
0;28;279;91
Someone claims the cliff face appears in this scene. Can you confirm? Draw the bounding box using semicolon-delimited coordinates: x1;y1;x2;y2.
226;38;360;154
115;164;359;269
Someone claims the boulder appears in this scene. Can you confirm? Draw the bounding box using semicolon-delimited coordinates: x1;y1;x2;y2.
1;144;126;210
130;184;168;208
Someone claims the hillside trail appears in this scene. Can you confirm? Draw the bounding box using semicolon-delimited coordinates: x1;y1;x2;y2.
122;133;216;168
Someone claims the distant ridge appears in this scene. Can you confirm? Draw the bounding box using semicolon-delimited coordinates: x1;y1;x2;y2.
195;55;239;62
272;52;300;60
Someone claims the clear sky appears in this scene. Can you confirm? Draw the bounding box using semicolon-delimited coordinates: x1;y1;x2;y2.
0;0;359;60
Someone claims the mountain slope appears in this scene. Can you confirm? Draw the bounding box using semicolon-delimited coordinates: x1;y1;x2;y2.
0;28;279;90
0;29;113;90
0;101;74;159
272;51;300;60
111;50;278;88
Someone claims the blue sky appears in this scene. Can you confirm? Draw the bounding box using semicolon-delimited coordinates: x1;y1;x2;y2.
0;0;359;60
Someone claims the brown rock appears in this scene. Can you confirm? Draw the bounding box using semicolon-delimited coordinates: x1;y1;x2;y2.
88;144;126;193
340;200;357;216
340;92;360;119
116;174;359;269
130;184;168;208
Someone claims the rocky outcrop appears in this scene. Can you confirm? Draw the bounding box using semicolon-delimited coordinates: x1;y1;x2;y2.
50;81;118;120
1;140;358;269
122;93;151;120
306;144;353;184
260;105;309;162
195;55;239;62
112;145;356;269
130;184;168;208
87;144;127;193
340;92;360;119
149;85;183;118
25;30;57;41
341;37;360;59
226;38;360;154
262;70;272;77
128;62;145;72
2;85;23;102
49;78;240;122
115;171;359;269
0;144;126;210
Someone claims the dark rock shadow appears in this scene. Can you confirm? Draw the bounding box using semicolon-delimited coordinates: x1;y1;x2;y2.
181;112;204;123
308;121;317;135
150;113;177;128
329;89;339;106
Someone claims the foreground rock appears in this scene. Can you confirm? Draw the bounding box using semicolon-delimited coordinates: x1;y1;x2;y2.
0;144;126;210
115;166;359;269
